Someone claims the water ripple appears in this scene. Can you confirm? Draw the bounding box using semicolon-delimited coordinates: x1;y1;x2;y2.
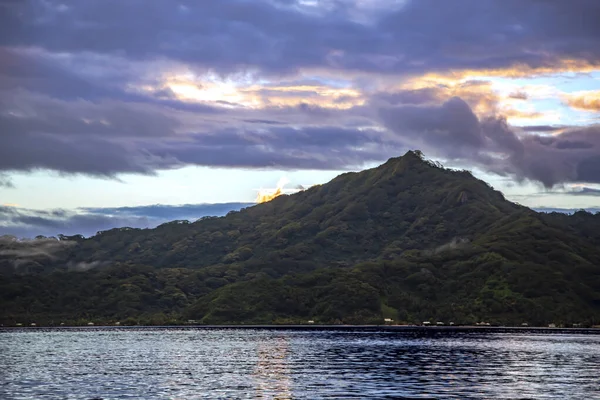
1;329;599;399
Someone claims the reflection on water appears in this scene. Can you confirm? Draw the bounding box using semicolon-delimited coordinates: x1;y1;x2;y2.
254;336;291;399
1;328;599;399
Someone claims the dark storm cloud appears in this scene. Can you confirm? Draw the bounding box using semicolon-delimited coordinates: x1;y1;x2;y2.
0;203;252;238
2;0;600;75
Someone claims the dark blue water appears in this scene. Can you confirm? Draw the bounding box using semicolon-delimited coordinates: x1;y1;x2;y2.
1;328;599;399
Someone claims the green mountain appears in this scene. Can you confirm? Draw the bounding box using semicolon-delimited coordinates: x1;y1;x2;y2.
2;151;600;326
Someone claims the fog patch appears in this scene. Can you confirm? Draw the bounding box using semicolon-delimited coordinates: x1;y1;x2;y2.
426;237;470;256
0;236;77;268
67;260;109;272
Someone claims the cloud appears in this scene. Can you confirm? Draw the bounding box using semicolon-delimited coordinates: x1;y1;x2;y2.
66;260;108;272
564;91;600;112
374;79;547;123
427;237;470;256
0;235;77;269
3;0;600;76
243;119;285;125
2;67;599;187
380;97;484;155
535;207;600;214
517;186;600;200
0;86;392;174
519;125;567;133
374;80;498;110
1;0;600;190
573;187;600;196
0;92;187;177
82;203;252;221
379;96;600;186
0;48;225;114
508;91;528;100
0;203;252;238
514;128;600;186
0;236;74;258
0;173;14;188
539;186;600;197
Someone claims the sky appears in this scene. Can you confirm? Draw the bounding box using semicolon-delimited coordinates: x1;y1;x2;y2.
1;0;600;237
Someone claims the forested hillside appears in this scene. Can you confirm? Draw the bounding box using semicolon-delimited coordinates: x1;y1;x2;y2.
2;151;600;326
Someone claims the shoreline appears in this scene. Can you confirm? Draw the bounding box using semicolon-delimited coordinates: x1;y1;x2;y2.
2;324;600;334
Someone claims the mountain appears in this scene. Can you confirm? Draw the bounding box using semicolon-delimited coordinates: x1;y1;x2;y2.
2;151;600;326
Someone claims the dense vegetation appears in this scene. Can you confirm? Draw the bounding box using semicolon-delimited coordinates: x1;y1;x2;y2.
2;151;600;327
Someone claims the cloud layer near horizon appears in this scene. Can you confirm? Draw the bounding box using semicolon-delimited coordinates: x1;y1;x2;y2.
0;203;253;238
1;0;600;188
2;201;599;239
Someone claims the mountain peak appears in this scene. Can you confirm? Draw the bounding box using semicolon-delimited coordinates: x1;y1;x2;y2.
376;149;438;177
382;150;437;168
386;150;427;165
403;149;426;160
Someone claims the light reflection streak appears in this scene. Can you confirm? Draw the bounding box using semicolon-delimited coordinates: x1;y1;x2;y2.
254;336;292;399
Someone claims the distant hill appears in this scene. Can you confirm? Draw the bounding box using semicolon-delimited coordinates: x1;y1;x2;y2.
2;151;600;327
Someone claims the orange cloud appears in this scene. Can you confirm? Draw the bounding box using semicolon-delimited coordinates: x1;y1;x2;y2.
420;59;600;80
500;107;545;121
393;75;557;124
564;91;600;112
242;84;365;109
300;58;600;92
142;73;366;110
391;79;501;116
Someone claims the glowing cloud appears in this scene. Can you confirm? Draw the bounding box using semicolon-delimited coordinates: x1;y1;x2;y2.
145;74;365;110
243;84;365;109
255;177;290;203
167;79;250;106
418;60;600;81
391;76;559;124
564;91;600;112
